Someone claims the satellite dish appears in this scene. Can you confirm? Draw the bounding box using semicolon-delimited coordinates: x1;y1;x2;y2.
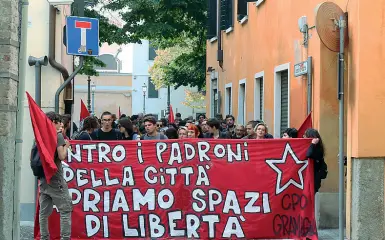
315;2;348;52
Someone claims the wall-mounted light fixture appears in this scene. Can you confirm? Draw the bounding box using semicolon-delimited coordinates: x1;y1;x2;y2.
298;16;315;47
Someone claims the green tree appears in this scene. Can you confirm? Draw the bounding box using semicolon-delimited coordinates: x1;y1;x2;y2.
102;0;207;88
181;89;206;112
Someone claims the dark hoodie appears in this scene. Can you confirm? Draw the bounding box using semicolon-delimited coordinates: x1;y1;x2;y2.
306;143;327;193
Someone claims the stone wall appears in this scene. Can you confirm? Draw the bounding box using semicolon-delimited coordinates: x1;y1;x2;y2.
0;0;19;239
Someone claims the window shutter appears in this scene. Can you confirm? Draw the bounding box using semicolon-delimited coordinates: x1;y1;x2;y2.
280;71;289;135
148;78;159;99
149;42;157;60
207;0;217;39
237;0;247;20
221;0;234;30
228;0;234;27
220;0;228;30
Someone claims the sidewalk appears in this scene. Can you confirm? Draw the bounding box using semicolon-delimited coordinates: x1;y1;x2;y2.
318;228;347;240
20;221;346;240
20;221;34;240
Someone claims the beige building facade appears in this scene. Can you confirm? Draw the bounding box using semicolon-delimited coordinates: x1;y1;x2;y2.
73;73;133;121
19;1;73;221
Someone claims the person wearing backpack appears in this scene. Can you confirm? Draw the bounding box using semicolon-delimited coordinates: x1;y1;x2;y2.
91;111;123;140
304;128;328;193
34;112;73;240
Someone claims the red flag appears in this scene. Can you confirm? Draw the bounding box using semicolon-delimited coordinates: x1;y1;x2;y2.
80;99;90;121
26;92;58;183
118;106;121;118
168;104;175;123
298;112;313;138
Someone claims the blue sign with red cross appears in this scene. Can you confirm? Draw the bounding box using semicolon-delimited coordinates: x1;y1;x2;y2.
66;16;100;56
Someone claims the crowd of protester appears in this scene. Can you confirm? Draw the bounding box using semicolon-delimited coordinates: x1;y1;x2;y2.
68;111;327;192
62;111;317;143
54;111;329;195
37;110;328;240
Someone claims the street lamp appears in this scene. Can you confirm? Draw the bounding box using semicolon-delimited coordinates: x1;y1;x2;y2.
91;82;96;115
142;83;147;114
87;76;91;113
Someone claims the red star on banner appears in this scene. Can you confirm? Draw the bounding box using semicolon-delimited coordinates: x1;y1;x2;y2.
265;143;309;195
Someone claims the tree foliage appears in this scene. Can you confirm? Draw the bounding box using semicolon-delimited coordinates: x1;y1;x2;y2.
79;56;106;76
101;0;207;88
181;89;206;110
149;45;190;89
104;0;206;44
75;0;207;88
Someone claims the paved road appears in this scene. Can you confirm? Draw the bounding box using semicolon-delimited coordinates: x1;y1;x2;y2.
20;221;346;240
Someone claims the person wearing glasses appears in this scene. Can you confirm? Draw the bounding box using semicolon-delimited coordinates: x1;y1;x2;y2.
156;118;168;134
91;111;123;140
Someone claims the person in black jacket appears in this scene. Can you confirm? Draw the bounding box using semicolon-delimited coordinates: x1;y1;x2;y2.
76;116;98;140
205;118;230;139
91;111;123;140
118;117;138;140
304;128;328;193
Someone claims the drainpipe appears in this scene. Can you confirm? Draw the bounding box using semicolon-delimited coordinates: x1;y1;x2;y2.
307;56;313;114
49;6;69;80
12;0;29;238
217;0;223;68
54;0;85;113
28;56;49;106
28;55;48;208
55;56;84;112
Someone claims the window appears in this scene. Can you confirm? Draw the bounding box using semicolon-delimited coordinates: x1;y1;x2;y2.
148;78;159;98
225;83;232;115
149;42;157;60
274;63;290;138
237;0;252;22
221;0;233;30
254;73;264;121
207;0;218;40
211;78;219;117
95;54;118;72
238;79;246;125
